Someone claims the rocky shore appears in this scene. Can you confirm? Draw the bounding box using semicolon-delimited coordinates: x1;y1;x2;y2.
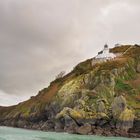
0;118;140;138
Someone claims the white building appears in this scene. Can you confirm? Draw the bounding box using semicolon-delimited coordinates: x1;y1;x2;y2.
92;44;116;66
115;43;122;47
95;44;116;60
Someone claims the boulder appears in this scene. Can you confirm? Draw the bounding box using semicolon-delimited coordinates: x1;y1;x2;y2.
32;124;41;130
116;108;135;132
111;95;127;119
96;112;109;120
17;120;28;128
111;96;135;132
64;115;78;133
41;120;55;131
94;127;104;136
97;101;106;113
56;107;83;119
54;119;64;132
76;123;92;135
64;115;75;127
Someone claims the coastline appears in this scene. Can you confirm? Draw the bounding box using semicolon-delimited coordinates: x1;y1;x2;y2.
0;119;140;138
1;126;139;140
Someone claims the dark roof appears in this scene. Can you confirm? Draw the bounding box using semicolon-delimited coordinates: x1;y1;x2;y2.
104;44;108;48
98;51;103;54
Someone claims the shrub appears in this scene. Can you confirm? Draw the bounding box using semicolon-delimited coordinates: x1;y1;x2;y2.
115;79;133;92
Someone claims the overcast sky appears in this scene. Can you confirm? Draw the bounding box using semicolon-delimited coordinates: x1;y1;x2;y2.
0;0;140;106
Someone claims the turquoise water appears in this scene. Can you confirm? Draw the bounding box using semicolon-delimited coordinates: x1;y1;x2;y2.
0;127;139;140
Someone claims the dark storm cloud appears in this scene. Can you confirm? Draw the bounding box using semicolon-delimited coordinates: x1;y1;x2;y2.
0;0;140;106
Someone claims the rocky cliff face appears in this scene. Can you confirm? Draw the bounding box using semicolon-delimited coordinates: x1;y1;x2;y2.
0;45;140;137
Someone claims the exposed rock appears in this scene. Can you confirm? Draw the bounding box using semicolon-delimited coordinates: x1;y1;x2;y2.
111;95;127;119
129;120;140;134
31;123;41;130
97;119;108;126
116;108;135;132
56;107;83;120
17;120;28;128
41;120;55;131
111;96;135;132
76;123;92;135
54;119;64;132
96;113;109;120
94;127;104;136
84;72;100;89
64;115;78;133
97;101;106;113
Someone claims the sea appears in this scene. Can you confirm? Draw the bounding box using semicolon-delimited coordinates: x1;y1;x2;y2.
0;127;139;140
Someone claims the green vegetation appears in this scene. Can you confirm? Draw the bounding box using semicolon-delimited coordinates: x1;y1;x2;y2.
115;79;133;92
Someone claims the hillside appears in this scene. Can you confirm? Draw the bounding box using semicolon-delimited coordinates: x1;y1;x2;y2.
0;45;140;137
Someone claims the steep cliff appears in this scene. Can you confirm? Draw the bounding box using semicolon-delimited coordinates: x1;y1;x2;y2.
0;45;140;137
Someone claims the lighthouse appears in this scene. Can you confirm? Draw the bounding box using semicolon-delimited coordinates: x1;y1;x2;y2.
95;44;116;60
